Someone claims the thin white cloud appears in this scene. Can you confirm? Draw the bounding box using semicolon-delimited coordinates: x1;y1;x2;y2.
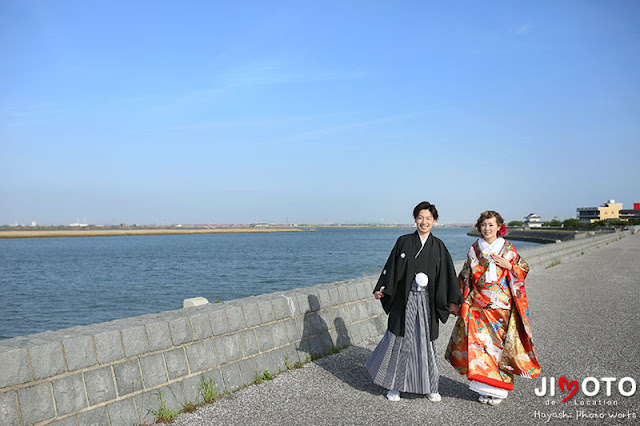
514;24;533;36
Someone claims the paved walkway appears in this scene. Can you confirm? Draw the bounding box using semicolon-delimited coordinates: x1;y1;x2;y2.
176;233;640;425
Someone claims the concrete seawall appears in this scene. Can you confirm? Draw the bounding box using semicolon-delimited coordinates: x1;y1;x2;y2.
1;228;637;425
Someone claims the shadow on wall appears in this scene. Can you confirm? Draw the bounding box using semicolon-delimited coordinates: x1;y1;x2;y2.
300;294;348;357
299;294;381;395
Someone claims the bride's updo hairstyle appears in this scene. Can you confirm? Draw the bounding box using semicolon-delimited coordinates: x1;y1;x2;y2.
475;210;504;232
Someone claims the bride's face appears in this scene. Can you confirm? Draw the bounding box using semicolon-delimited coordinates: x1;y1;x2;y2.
480;217;499;242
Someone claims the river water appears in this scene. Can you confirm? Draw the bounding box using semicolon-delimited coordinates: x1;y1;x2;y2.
0;227;540;339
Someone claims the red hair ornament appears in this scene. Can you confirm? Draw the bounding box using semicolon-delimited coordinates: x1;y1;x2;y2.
498;224;507;236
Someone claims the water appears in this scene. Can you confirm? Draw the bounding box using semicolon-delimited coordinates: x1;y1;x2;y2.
0;227;540;339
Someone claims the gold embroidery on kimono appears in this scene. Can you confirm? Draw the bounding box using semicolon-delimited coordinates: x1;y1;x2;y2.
445;239;541;390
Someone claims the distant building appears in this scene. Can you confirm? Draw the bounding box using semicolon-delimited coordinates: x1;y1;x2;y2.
619;203;640;221
524;213;542;228
577;199;623;223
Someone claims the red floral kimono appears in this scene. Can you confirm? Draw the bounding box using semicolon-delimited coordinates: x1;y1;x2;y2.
445;239;540;391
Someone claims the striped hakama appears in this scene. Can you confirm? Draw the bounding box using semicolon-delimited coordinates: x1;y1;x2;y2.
365;281;439;394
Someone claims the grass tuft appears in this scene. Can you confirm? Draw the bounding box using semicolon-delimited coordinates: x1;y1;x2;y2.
546;260;561;269
148;392;179;423
180;402;199;414
201;378;218;403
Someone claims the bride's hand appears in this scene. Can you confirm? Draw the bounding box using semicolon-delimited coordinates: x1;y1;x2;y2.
491;254;513;270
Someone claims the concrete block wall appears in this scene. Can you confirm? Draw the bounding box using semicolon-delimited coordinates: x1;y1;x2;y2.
1;229;635;425
0;276;384;425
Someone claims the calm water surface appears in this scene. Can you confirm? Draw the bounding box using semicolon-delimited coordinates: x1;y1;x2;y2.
0;227;540;339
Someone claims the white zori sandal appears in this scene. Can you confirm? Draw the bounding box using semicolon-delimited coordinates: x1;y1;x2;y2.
386;389;401;401
487;396;504;406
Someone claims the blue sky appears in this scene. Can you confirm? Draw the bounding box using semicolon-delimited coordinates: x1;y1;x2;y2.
2;1;639;225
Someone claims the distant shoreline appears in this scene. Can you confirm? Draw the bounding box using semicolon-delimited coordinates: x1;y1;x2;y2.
0;224;476;239
0;227;309;239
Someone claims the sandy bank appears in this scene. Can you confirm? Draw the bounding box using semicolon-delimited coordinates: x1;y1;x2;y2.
0;227;307;239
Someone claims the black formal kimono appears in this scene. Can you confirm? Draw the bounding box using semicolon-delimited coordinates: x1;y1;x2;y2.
365;231;461;394
374;231;461;340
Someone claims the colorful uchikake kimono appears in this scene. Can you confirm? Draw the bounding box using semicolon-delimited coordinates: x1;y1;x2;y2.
445;237;541;398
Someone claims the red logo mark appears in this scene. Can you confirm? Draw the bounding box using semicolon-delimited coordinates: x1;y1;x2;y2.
559;376;578;402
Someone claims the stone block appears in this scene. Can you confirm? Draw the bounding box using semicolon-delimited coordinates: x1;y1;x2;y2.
263;349;281;374
220;363;243;391
308;333;333;357
307;291;322;311
328;286;342;305
325;307;342;329
52;373;87;415
283;318;300;343
346;284;360;303
318;288;332;309
215;335;243;364
202;368;225;394
238;329;260;356
270;322;289;347
337;305;352;325
29;341;66;380
62;335;97;371
347;322;364;344
140;353;168;388
0;391;20;426
93;329;125;364
271;297;289;320
361;319;376;341
257;300;275;324
334;324;353;348
209;308;230;336
135;390;166;425
121;325;150;357
169;317;192;346
255;352;274;375
296;292;311;313
349;303;361;322
238;357;258;385
48;416;77;426
185;341;216;373
84;366;116;406
283;295;300;317
338;285;350;305
372;315;387;335
283;343;302;366
163;348;189;380
255;325;275;352
366;298;381;316
159;382;185;410
189;313;213;341
145;321;172;351
303;311;329;336
357;301;370;320
242;302;261;327
226;305;246;332
357;280;369;300
0;345;31;387
18;382;55;425
77;406;110;426
106;398;139;426
113;359;143;396
181;375;206;405
183;296;209;308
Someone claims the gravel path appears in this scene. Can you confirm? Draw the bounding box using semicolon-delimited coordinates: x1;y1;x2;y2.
175;233;640;425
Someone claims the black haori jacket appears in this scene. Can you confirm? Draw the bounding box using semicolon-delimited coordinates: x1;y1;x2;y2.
373;231;462;340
